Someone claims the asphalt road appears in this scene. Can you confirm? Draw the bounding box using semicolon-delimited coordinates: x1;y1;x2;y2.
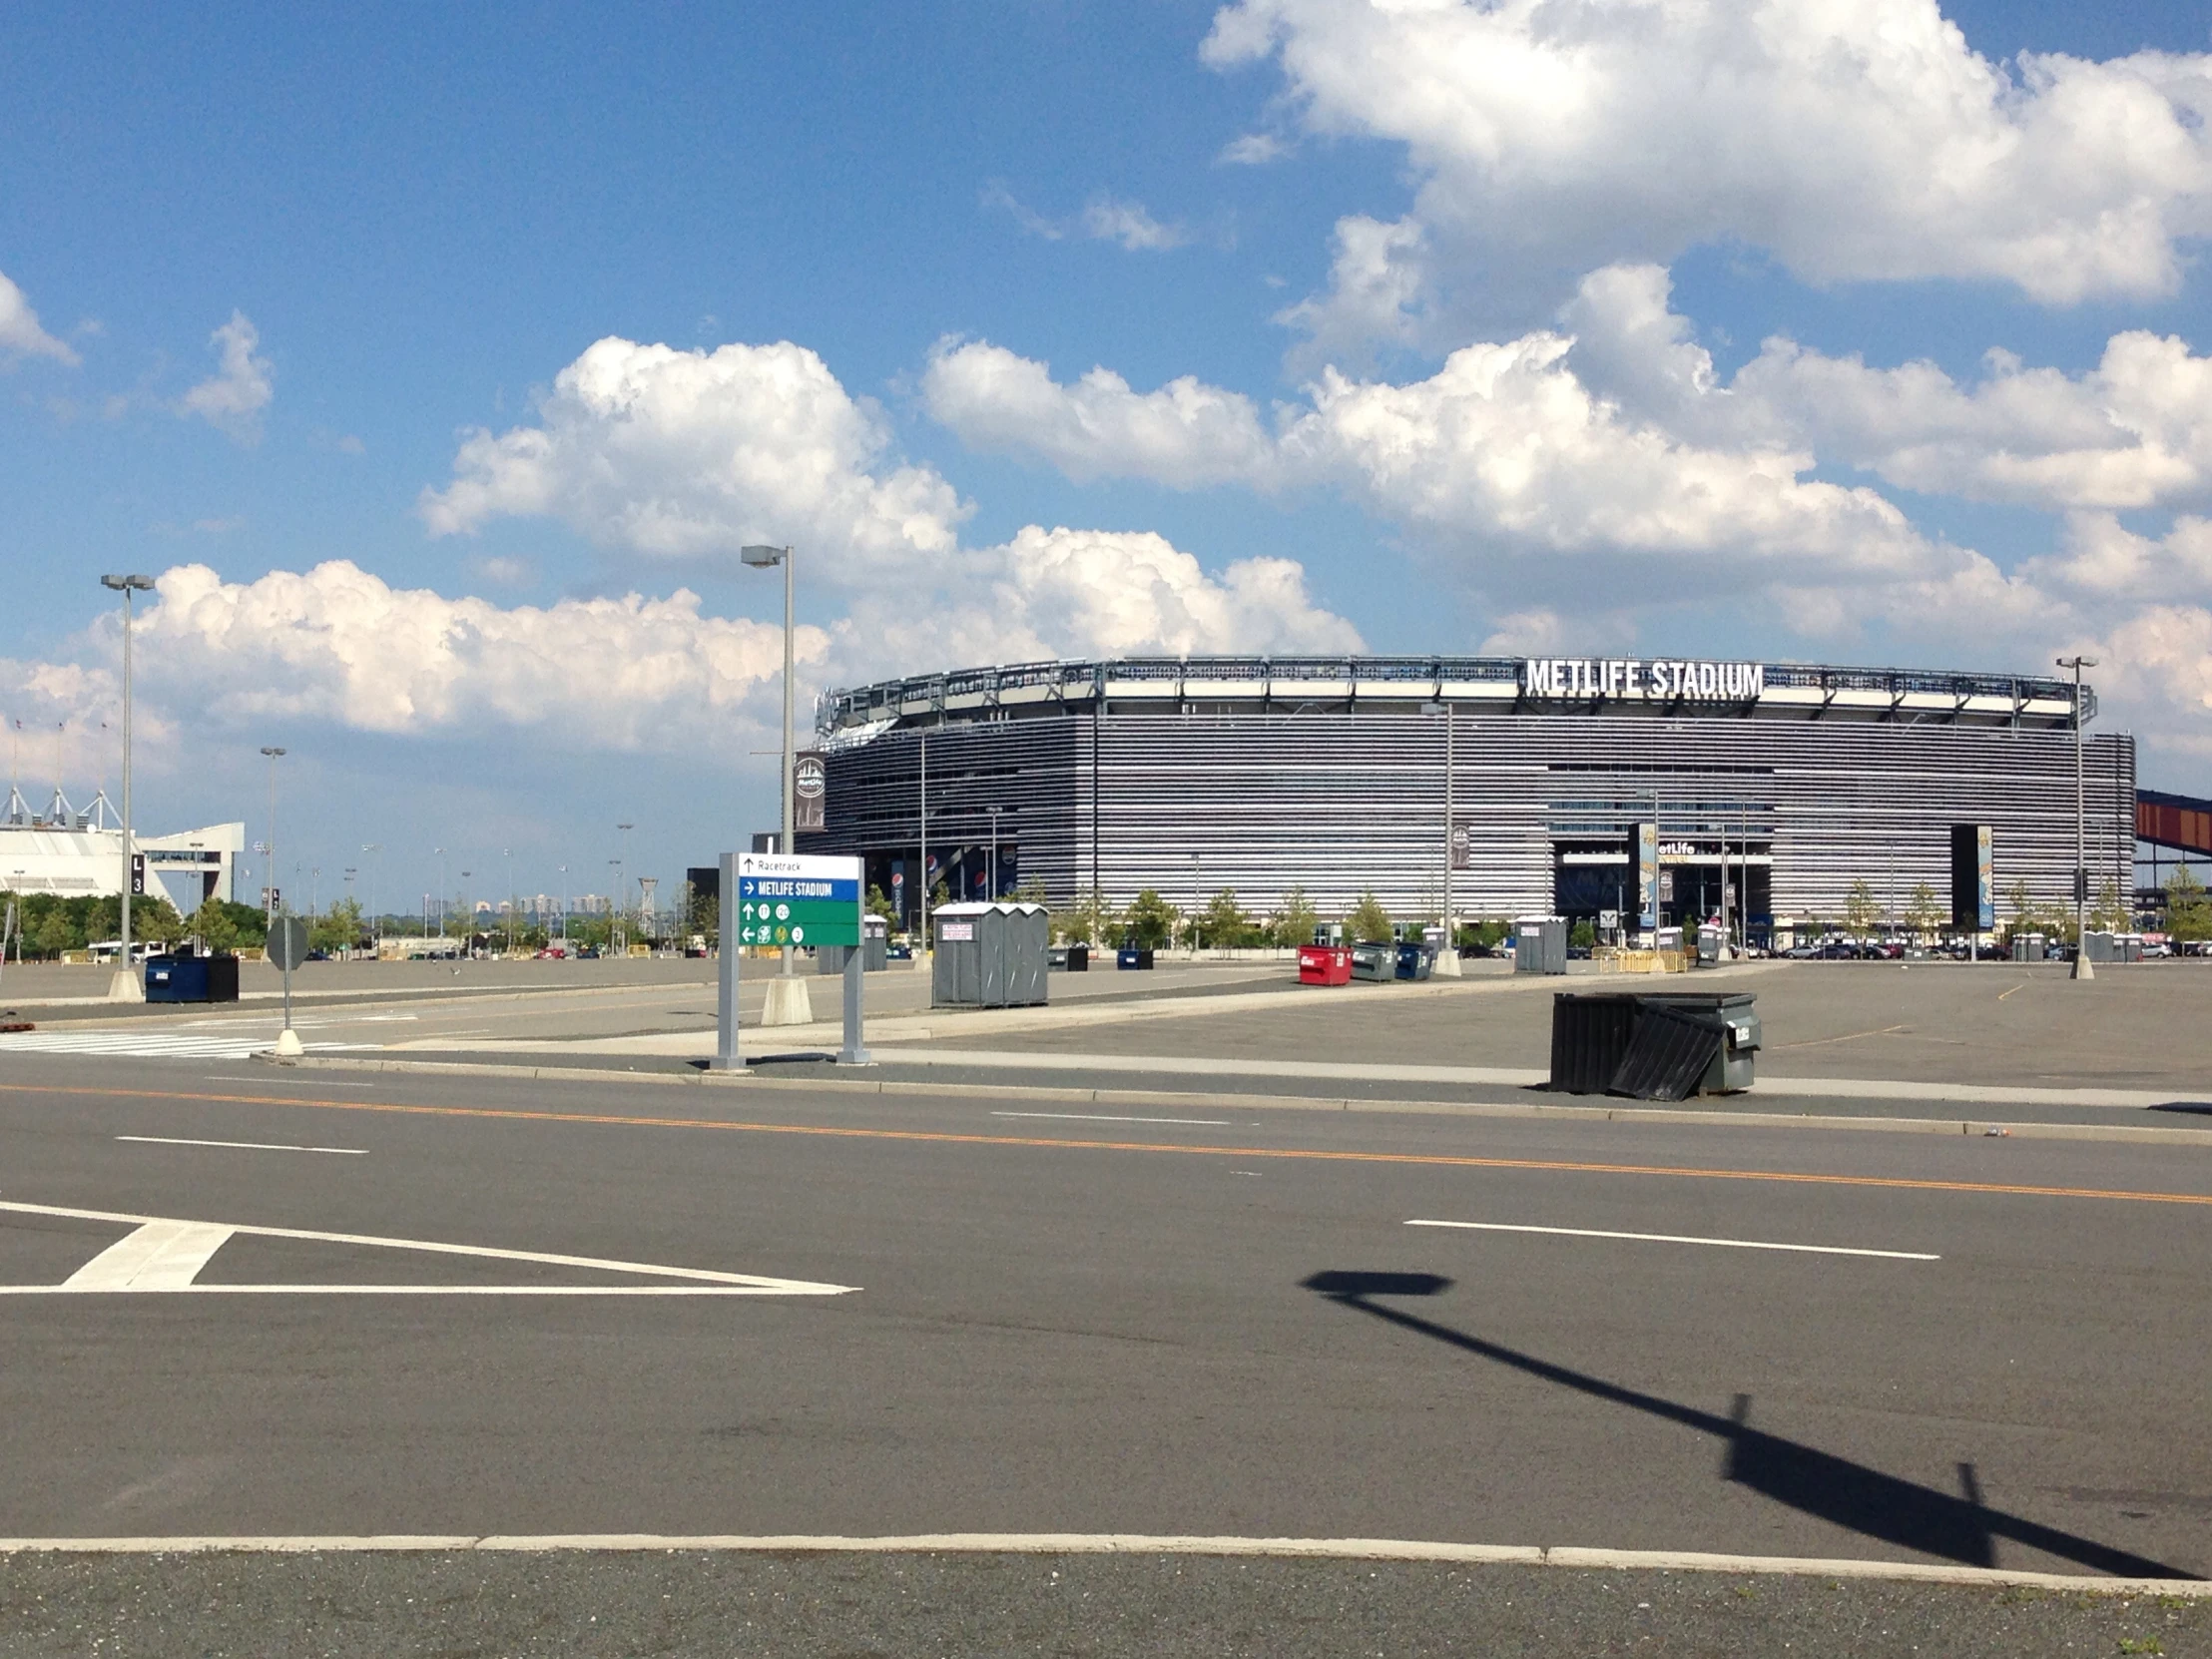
3;1052;2207;1649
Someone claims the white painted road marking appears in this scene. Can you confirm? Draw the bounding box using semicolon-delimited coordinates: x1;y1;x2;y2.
0;1534;2194;1596
203;1075;381;1088
0;1199;857;1296
1405;1219;1939;1261
991;1111;1232;1126
117;1135;367;1156
63;1220;237;1290
0;1031;374;1060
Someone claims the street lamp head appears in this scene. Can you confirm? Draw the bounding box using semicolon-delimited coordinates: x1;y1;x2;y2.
739;544;787;568
100;574;156;592
260;746;285;759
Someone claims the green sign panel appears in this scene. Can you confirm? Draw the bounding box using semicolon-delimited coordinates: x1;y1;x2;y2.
736;855;860;948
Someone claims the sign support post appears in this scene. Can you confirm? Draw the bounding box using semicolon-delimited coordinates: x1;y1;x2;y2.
264;915;309;1059
712;850;742;1070
838;879;870;1064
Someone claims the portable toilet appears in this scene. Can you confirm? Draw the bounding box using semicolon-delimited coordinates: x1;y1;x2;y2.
931;902;1050;1007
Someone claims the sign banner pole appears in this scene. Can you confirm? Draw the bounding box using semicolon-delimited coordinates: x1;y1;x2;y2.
713;850;741;1070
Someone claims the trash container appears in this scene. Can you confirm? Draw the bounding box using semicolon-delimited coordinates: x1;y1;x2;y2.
1116;946;1155;970
1512;916;1567;975
1393;941;1432;980
1349;941;1393;982
144;950;240;1004
1548;991;1759;1100
1298;945;1352;985
932;902;1049;1007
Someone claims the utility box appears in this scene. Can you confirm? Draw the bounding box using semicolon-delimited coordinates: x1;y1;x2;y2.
819;913;891;974
932;902;1049;1007
144;950;241;1004
1513;915;1567;975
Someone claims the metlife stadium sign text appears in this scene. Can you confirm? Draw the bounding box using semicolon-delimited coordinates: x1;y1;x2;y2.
1520;658;1765;703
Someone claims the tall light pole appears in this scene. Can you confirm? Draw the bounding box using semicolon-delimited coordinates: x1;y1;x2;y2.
503;846;514;956
987;806;1001;901
558;864;569;943
615;823;633;954
100;574;155;1001
742;542;811;1024
2059;655;2099;981
362;843;382;955
460;869;472;955
917;732;928;948
433;845;446;943
259;747;286;923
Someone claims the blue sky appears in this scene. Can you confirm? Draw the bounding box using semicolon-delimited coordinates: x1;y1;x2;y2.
3;1;2209;913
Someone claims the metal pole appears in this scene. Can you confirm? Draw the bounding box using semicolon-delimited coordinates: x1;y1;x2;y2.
781;546;795;980
838;874;869;1064
2061;655;2098;980
713;849;741;1068
917;732;928;950
988;806;999;900
1443;702;1453;935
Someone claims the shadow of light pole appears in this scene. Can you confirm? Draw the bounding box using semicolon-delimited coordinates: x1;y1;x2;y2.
1302;1270;2192;1581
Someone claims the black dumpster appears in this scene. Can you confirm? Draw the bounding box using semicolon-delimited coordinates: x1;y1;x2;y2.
145;950;241;1004
1393;941;1432;981
1048;943;1089;972
1549;991;1759;1100
1116;946;1155;970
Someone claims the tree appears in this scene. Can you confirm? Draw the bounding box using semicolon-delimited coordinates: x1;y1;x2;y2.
1056;887;1118;945
1122;888;1177;949
32;908;72;959
1843;878;1880;939
1198;888;1252;949
2166;867;2212;943
1904;881;1942;938
310;896;365;954
2004;876;2034;942
864;883;894;922
1569;918;1596;950
1346;889;1391;944
2089;876;2129;935
1267;884;1320;947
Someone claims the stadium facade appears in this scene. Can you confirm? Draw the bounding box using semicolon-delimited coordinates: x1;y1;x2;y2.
800;656;2135;937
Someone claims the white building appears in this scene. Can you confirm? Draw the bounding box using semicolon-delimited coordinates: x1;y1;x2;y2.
1;785;245;910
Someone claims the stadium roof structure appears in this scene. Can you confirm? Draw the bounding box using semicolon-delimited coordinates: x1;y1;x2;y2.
820;655;2085;738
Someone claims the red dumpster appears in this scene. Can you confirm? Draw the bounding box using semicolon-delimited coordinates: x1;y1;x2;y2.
1298;945;1352;985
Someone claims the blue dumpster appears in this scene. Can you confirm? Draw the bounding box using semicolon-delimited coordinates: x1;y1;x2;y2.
145;952;241;1003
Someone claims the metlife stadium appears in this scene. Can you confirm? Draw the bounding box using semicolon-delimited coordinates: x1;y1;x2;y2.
801;656;2135;937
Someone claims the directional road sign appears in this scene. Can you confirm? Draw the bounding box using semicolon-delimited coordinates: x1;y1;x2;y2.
735;852;861;949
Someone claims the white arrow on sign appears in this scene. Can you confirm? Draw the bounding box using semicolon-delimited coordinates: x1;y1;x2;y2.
0;1200;858;1297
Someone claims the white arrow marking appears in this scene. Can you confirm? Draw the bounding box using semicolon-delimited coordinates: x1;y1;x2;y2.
0;1200;857;1296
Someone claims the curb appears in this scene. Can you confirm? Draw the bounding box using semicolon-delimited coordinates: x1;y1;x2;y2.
0;1531;2199;1592
277;1055;2212;1147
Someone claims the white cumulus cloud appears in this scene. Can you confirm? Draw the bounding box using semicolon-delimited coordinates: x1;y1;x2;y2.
179;311;274;440
136;561;808;753
421;336;967;580
924;338;1279;488
0;270;78;366
424;333;1362;673
1204;0;2212;349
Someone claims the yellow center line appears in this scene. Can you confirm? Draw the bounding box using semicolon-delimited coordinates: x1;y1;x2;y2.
1997;982;2030;1000
4;1080;2210;1208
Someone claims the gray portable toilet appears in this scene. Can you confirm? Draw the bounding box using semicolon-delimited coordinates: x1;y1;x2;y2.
819;913;891;974
932;901;1050;1007
1513;915;1567;975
